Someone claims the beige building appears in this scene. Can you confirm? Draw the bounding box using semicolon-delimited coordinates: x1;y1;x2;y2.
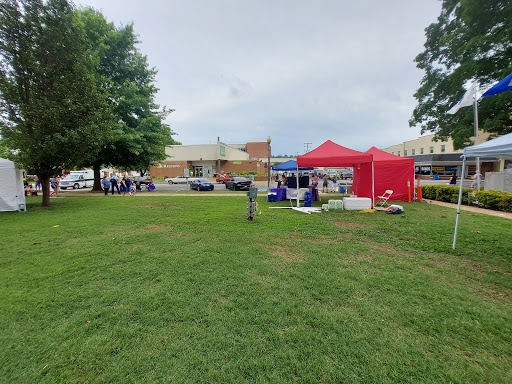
150;141;271;178
382;132;501;178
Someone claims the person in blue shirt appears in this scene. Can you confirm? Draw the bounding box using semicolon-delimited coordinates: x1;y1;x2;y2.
101;176;111;196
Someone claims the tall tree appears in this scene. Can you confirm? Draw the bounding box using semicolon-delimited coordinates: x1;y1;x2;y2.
0;0;110;206
410;0;512;149
76;8;179;187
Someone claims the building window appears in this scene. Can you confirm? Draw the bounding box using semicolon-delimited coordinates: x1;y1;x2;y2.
441;144;446;153
391;152;394;155
420;147;424;154
412;149;416;155
398;151;401;156
430;146;434;154
404;149;408;156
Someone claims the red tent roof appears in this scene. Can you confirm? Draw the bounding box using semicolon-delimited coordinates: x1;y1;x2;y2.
297;140;373;167
365;146;414;165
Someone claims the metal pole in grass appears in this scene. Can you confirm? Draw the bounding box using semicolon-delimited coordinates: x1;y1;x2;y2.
453;155;466;249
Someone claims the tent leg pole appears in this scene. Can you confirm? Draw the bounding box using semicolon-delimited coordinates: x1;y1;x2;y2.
296;165;300;208
453;156;466;249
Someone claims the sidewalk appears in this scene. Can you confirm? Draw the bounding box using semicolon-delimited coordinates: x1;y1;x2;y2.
424;199;512;220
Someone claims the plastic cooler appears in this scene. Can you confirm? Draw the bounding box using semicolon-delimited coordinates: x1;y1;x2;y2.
342;197;372;210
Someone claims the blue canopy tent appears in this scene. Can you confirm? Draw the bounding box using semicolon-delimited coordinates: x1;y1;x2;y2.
271;160;313;171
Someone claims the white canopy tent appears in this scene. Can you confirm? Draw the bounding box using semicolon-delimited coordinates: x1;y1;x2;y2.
453;132;512;248
0;158;26;212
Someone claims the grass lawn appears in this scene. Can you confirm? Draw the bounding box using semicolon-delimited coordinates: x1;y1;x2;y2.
1;195;511;383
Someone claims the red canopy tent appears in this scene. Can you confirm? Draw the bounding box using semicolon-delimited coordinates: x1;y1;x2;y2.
365;146;414;201
297;140;374;201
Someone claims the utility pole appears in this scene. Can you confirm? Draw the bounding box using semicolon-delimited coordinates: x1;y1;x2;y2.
304;142;312;153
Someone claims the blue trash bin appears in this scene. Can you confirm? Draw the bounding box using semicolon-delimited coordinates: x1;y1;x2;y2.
433;174;439;180
338;186;345;193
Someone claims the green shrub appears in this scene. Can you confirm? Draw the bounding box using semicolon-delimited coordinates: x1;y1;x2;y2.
249;171;257;175
239;171;248;176
421;185;473;204
474;190;512;212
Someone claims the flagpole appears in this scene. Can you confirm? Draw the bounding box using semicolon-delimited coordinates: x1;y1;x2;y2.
473;86;481;190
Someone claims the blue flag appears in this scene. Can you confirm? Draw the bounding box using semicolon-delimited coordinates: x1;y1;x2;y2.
482;72;512;97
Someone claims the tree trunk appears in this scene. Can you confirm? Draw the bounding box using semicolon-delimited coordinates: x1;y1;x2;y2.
40;175;51;207
92;164;102;191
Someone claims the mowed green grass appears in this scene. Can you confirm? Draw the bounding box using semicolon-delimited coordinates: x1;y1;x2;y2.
1;195;511;383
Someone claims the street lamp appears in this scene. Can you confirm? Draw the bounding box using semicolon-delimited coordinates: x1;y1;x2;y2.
267;136;271;191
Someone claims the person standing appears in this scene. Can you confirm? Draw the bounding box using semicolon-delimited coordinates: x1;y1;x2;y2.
471;172;482;189
101;176;111;196
110;173;121;195
120;175;128;196
50;176;60;197
449;173;457;185
125;176;133;196
322;174;329;193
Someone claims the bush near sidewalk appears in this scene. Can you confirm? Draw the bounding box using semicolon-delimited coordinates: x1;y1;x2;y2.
422;185;512;212
475;190;512;212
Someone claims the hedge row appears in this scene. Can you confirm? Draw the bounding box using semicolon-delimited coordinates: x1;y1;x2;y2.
421;185;512;212
474;190;512;212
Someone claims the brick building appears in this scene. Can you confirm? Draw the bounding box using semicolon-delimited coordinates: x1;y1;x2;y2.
150;141;271;179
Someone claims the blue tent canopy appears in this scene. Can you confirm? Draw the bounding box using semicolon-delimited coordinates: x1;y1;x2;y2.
272;160;313;171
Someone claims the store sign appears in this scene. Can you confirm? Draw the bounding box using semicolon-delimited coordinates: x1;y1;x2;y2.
233;161;242;165
220;146;225;157
432;166;444;172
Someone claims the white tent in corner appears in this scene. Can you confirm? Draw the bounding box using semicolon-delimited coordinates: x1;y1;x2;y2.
453;132;512;248
0;158;26;212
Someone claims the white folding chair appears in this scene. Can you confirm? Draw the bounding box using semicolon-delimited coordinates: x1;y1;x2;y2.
377;190;393;207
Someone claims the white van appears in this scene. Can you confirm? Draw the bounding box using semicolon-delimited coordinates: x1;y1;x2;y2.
59;170;94;189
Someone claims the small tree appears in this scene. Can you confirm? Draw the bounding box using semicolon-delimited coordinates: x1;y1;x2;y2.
0;0;110;206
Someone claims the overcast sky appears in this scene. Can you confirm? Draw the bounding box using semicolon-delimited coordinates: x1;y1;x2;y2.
76;0;442;156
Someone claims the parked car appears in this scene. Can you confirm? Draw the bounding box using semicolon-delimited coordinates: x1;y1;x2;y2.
190;178;214;191
340;169;353;179
225;177;252;191
215;176;231;184
132;176;152;191
59;170;94;189
165;175;196;184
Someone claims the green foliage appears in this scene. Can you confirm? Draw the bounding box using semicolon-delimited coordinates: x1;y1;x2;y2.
248;171;257;175
422;185;512;212
0;0;111;205
475;190;512;211
75;8;179;177
422;184;474;204
1;196;512;382
239;171;248;176
410;0;512;148
0;139;11;159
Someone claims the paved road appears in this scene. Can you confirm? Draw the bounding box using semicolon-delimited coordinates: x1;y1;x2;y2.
59;178;476;194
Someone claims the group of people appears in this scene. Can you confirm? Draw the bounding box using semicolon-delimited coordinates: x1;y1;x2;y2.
274;172;341;194
101;174;136;196
448;172;482;189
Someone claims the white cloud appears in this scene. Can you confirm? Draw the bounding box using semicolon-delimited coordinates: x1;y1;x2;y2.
77;0;442;155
